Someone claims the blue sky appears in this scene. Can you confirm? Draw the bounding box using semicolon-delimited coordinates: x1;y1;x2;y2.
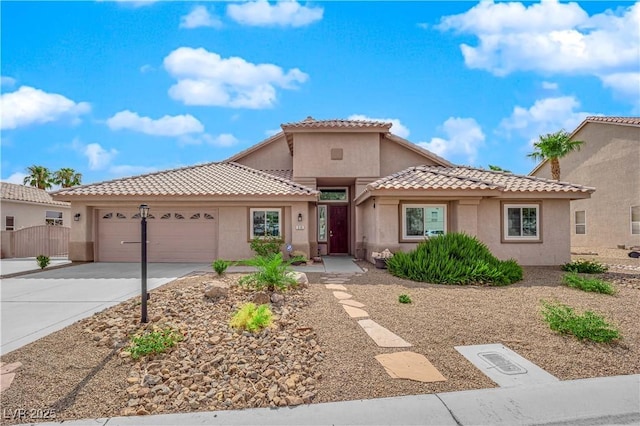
2;0;639;186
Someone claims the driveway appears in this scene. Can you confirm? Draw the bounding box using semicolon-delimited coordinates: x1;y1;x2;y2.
0;262;210;355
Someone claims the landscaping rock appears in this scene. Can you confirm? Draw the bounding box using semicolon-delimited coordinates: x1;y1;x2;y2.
251;291;270;305
270;293;285;305
287;271;309;287
204;281;229;300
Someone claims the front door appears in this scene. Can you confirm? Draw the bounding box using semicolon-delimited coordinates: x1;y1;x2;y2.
329;205;348;254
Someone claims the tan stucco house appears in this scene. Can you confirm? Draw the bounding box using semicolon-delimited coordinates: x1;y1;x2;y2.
53;117;594;266
530;116;640;250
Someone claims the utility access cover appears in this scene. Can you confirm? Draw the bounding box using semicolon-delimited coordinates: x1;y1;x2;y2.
455;344;558;388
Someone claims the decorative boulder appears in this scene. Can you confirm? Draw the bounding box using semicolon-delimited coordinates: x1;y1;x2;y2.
252;291;270;305
287;271;308;287
204;281;229;300
270;293;285;306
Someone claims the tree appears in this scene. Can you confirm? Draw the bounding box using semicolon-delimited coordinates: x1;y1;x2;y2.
528;130;584;181
23;165;53;190
488;165;512;173
53;167;82;188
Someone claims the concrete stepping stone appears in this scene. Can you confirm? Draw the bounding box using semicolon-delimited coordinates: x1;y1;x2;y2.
0;362;22;375
333;291;352;300
375;351;446;383
325;284;347;290
455;344;559;388
339;299;365;308
342;305;369;318
0;373;16;394
357;319;412;348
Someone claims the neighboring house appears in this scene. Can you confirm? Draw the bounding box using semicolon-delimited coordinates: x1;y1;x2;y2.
530;116;640;249
53;117;594;265
1;182;71;258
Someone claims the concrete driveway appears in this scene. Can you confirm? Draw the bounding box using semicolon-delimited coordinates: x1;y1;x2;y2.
0;262;210;355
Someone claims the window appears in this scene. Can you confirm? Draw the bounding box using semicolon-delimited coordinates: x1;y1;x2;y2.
318;205;327;242
319;188;347;202
45;211;63;226
575;210;586;235
632;206;640;235
503;204;539;241
5;216;14;231
250;208;281;239
402;204;446;240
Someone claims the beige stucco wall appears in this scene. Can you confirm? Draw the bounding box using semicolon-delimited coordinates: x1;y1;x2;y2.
379;137;441;176
532;123;640;248
293;133;380;178
234;136;293;171
1;200;70;230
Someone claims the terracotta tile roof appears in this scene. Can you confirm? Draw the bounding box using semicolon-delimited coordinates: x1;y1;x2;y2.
584;116;640;126
1;182;70;207
262;170;294;180
281;116;392;131
367;166;595;194
52;162;318;198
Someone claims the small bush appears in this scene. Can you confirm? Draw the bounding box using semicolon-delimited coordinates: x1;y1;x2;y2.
230;303;272;332
386;233;523;285
250;237;284;258
562;259;608;274
36;255;50;269
398;294;412;304
540;300;620;343
562;273;615;295
128;328;183;360
212;259;231;276
239;253;297;292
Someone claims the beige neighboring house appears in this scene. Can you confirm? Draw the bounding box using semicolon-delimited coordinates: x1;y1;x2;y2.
1;182;71;258
53;117;594;266
530;116;640;250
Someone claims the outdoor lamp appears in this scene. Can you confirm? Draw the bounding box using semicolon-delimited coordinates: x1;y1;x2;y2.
74;213;81;221
139;204;149;219
298;213;303;222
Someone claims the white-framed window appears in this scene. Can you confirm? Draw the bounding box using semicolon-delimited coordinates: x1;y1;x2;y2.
632;206;640;235
250;208;281;239
319;187;348;202
45;210;63;226
402;204;447;240
318;205;327;242
5;216;15;231
503;204;539;241
575;210;586;235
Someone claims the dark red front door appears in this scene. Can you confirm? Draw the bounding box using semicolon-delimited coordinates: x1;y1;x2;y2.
329;205;348;254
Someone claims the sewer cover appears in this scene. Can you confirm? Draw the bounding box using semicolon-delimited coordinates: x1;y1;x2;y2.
478;352;527;375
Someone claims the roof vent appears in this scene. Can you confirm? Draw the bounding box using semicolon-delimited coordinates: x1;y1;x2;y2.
303;116;315;122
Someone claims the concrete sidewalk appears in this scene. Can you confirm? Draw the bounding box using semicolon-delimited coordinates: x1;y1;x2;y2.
0;257;72;278
33;374;640;425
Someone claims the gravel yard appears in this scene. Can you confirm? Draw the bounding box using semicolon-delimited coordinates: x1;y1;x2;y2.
1;252;638;424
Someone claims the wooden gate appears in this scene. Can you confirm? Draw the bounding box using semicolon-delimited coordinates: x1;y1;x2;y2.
8;225;70;258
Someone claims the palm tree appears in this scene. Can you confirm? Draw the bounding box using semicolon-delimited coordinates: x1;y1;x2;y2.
53;168;82;188
488;165;512;173
23;165;53;190
528;130;584;181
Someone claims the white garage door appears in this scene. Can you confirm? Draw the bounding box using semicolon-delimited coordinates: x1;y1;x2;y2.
98;209;218;262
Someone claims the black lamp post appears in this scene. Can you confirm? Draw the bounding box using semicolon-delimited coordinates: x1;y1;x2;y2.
139;204;149;323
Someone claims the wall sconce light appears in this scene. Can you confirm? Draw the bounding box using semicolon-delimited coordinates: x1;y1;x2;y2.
297;213;303;222
74;213;81;221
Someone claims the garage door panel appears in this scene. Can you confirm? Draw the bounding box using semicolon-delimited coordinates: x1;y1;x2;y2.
98;209;218;262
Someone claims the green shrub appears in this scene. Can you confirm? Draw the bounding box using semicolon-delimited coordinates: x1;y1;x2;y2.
239;253;297;292
128;328;183;360
562;259;608;273
386;233;523;285
249;237;284;258
562;273;615;295
212;259;231;276
540;300;620;343
36;255;50;269
398;294;412;304
230;303;272;332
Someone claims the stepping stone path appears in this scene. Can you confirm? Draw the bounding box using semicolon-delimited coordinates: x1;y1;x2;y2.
0;362;22;394
321;272;446;383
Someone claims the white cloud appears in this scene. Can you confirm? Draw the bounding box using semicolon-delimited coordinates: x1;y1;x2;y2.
180;5;222;29
227;0;323;27
85;143;118;170
418;117;485;164
438;1;640;102
2;172;27;184
139;64;154;73
499;96;597;145
164;47;308;108
541;81;558;90
1;76;16;88
347;114;410;139
0;86;90;130
179;132;239;147
107;110;204;137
